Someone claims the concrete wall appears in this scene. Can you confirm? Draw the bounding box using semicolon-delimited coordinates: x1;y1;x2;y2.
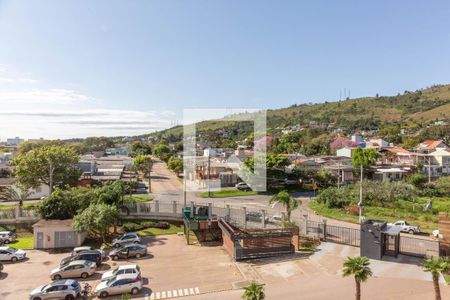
34;225;87;249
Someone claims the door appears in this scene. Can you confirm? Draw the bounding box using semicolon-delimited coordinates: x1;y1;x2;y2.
55;231;77;248
0;250;7;260
36;232;44;249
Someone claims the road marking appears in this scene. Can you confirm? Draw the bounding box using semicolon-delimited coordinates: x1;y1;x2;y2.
150;287;200;299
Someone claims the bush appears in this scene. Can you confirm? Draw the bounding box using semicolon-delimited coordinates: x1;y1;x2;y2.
407;173;428;188
122;221;170;232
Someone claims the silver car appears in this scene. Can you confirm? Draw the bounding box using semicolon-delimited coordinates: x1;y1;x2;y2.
51;260;96;280
29;279;81;300
0;246;26;262
72;246;106;259
112;232;141;248
95;273;142;298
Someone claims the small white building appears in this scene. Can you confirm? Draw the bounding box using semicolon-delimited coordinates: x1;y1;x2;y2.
33;219;87;249
336;147;356;158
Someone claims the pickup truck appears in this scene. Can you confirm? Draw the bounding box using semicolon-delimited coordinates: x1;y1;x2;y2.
388;220;420;234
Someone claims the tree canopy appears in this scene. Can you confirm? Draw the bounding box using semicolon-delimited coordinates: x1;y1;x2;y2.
73;203;119;242
12;145;81;193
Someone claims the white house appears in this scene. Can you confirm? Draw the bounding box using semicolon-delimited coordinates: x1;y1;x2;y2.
427;148;450;176
336;147;356;158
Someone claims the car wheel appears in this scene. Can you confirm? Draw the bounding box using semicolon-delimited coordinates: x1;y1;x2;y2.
53;274;62;280
133;241;139;244
11;256;18;262
113;243;120;248
32;297;42;300
4;240;9;244
135;253;141;258
81;272;88;279
409;230;415;235
100;291;109;298
65;295;75;300
112;255;119;260
131;287;139;295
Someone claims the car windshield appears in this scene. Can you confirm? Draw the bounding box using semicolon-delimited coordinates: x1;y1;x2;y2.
8;247;17;252
41;284;50;291
112;268;120;275
106;278;116;286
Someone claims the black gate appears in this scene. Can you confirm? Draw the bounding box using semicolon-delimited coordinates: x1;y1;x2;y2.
325;224;360;247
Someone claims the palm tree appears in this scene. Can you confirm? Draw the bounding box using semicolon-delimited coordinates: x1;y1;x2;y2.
421;257;449;300
0;186;31;207
242;283;265;300
351;148;379;222
269;190;299;222
342;256;373;300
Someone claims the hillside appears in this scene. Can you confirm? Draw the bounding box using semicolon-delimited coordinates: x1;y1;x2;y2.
146;84;450;146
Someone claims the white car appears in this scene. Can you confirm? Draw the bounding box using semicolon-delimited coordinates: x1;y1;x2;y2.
112;232;141;248
388;220;420;234
95;273;142;298
235;182;251;191
101;264;141;281
0;246;26;262
0;231;16;244
269;215;284;224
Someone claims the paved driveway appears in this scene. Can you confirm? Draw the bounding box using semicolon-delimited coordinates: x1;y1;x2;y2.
0;234;244;300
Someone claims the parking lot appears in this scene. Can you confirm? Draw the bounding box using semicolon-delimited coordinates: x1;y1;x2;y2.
0;234;244;300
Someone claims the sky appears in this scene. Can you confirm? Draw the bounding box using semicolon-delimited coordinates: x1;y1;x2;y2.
1;1;450;139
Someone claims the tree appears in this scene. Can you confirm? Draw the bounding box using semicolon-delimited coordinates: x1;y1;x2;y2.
351;148;379;222
128;141;152;157
268;190;299;222
407;173;428;188
421;257;449;300
241;283;265;300
73;203;119;242
133;155;153;192
167;157;183;176
153;143;172;162
12;145;81;194
37;188;79;220
342;256;372;300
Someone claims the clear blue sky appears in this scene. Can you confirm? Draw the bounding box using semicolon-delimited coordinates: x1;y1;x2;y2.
1;0;450;139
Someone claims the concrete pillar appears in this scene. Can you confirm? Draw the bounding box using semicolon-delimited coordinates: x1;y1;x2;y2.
242;207;247;229
226;205;231;221
190;201;195;218
208;202;212;220
261;209;266;228
15;204;21;219
155;200;160;213
136;202;141;215
323;219;327;241
281;212;286;221
172;201;177;214
303;213;308;236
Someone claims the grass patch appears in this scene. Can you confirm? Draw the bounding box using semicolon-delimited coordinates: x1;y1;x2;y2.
0;203;37;211
309;198;450;233
124;195;153;203
8;232;34;249
137;224;183;236
198;189;257;198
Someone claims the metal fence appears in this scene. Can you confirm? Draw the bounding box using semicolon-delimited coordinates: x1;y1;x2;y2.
325;224;360;247
399;236;440;258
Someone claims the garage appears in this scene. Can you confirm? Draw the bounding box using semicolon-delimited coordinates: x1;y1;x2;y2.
32;219;87;249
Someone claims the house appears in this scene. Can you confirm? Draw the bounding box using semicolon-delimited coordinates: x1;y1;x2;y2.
371;167;409;182
365;138;390;149
336;147;357;158
426;148;450;177
415;140;449;154
6;136;24;146
330;137;358;153
33;219;87;249
378;148;417;166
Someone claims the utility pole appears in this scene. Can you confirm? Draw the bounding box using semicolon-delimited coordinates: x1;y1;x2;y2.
428;156;431;184
337;160;341;189
207;154;211;198
148;159;153;193
358;163;363;223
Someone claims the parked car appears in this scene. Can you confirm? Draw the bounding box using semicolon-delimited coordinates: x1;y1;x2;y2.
0;262;3;273
0;246;26;262
109;244;147;260
112;232;141;248
94;273;142;298
269;215;284;224
101;264;141;281
72;246;106;260
235;182;251;191
60;250;102;267
432;230;442;239
29;279;81;300
51;260;96;280
0;231;16;244
388;220;420;234
246;211;269;223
